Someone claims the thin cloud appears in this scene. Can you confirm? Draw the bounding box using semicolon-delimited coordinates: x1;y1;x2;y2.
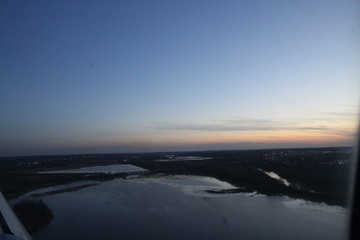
151;121;329;132
325;111;359;117
296;126;328;131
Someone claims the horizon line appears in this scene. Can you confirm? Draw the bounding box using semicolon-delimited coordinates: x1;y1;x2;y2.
0;145;354;159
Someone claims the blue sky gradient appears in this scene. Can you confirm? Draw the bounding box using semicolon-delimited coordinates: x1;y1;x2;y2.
0;0;359;156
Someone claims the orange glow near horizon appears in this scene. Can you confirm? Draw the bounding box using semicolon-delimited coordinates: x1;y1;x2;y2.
102;127;356;148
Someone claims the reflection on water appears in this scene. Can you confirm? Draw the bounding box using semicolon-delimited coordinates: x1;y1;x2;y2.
39;164;146;174
258;168;291;186
156;155;213;161
32;175;347;240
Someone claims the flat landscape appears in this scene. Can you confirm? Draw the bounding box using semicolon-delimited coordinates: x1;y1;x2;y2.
0;147;352;207
0;147;353;239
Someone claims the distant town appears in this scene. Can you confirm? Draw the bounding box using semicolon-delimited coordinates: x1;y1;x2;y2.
0;147;352;169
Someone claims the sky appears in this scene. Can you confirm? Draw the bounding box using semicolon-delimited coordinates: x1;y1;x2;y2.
0;0;359;156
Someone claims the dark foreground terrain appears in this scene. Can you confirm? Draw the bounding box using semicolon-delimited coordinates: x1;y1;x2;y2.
0;147;353;207
0;147;354;234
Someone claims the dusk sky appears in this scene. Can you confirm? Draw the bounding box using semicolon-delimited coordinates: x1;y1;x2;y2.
1;0;359;156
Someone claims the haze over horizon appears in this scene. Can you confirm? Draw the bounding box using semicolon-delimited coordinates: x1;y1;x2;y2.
1;0;359;157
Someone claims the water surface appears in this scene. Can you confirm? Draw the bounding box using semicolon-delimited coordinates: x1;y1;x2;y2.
32;175;347;240
39;164;146;174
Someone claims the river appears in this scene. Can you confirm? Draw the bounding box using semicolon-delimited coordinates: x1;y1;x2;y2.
30;175;347;240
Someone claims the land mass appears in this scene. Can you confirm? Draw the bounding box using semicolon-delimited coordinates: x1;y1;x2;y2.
0;147;353;207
